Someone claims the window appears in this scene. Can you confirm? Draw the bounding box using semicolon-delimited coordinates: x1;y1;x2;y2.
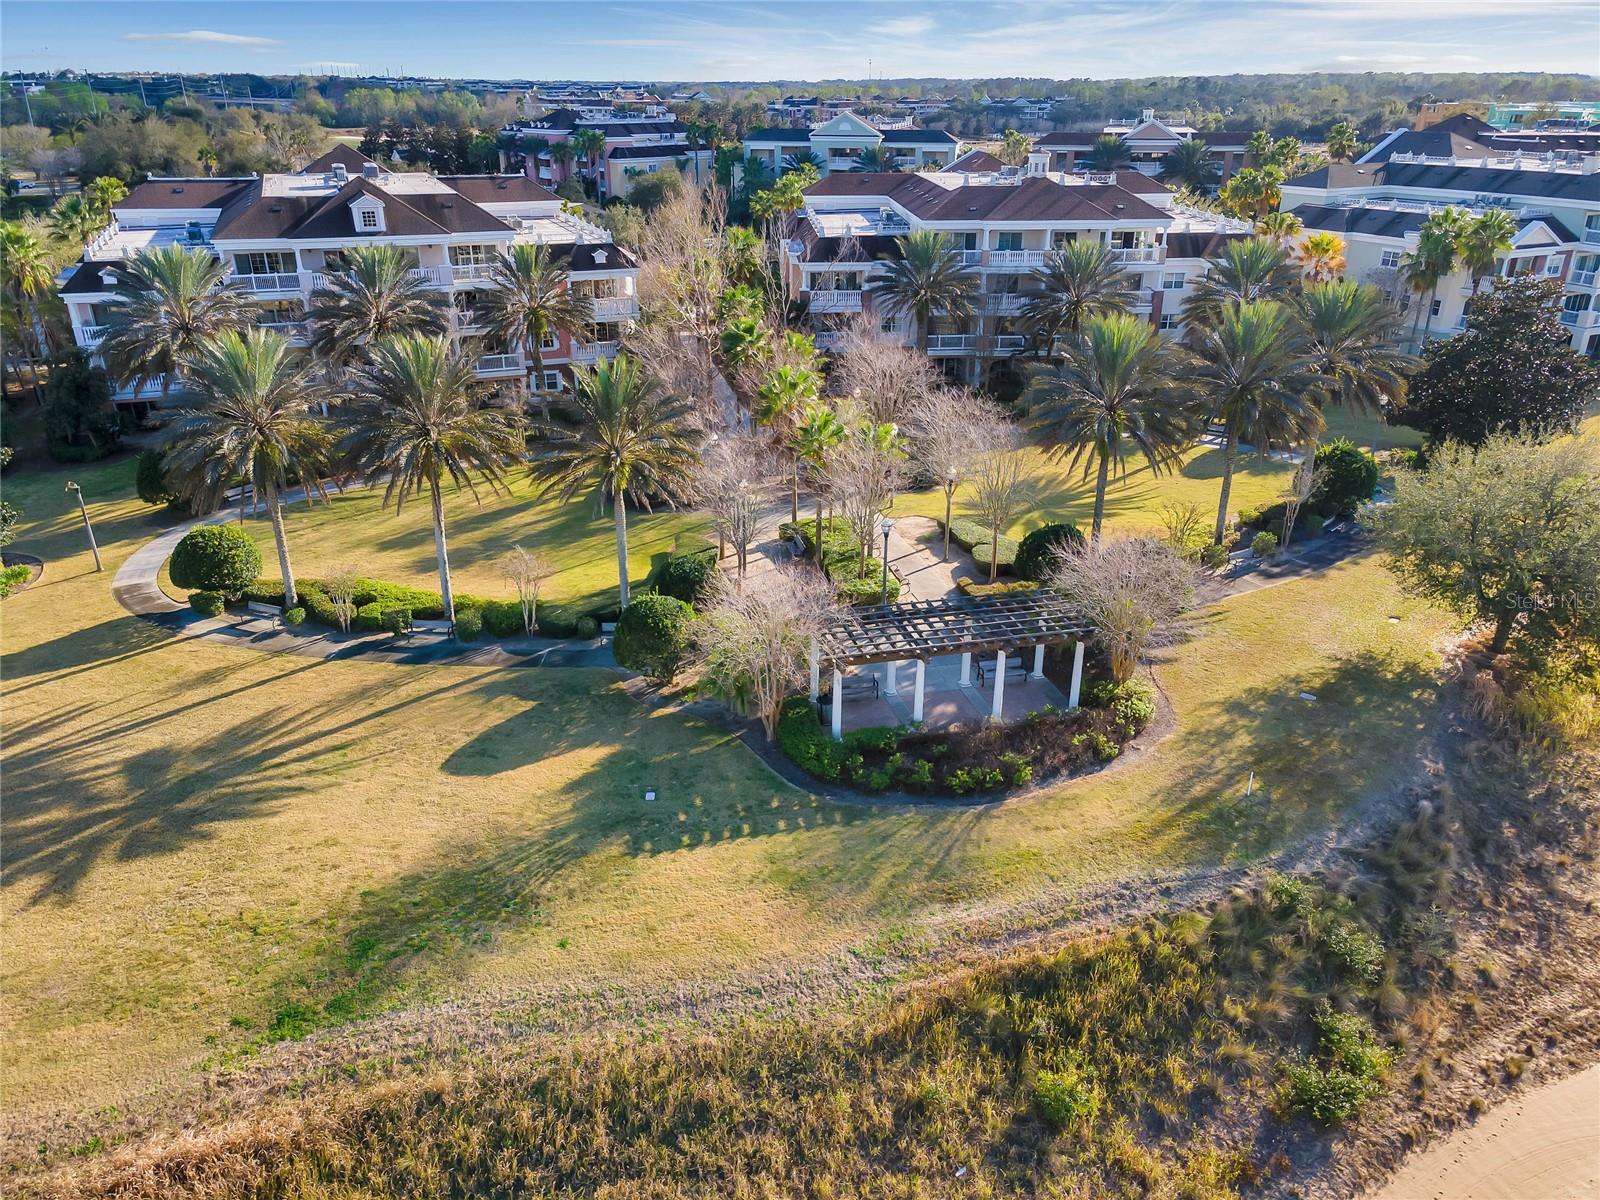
1161;272;1185;291
1430;299;1443;317
359;209;379;230
880;315;896;332
960;232;979;251
1158;313;1179;330
234;252;294;276
1051;231;1076;249
540;331;560;350
543;370;562;391
449;244;496;266
994;232;1023;252
1380;249;1401;269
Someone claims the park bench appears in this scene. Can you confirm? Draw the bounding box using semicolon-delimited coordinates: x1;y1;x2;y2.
974;655;1028;687
244;601;283;629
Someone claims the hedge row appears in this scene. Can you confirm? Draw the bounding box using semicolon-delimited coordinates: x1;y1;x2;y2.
779;518;901;605
239;576;613;639
946;518;1018;575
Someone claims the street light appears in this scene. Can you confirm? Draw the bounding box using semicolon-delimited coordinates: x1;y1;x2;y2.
880;517;894;604
64;481;102;572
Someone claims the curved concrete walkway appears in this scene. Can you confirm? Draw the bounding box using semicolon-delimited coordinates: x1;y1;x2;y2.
110;502;618;670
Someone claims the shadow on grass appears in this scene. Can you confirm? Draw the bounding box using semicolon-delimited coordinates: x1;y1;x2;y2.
2;614;177;685
1141;647;1437;862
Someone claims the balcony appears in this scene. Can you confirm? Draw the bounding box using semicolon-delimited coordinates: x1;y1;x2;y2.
927;334;975;353
981;293;1030;315
1109;246;1163;265
233;271;304;294
808;289;864;313
1560;309;1582;327
80;324;109;346
589;295;640;320
450;262;499;284
984;250;1046;269
257;321;309;342
475;352;525;375
957;249;983;268
992;335;1028;355
571;340;620;363
813;331;845;351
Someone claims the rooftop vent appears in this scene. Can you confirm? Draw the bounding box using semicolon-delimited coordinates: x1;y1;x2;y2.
170;186;184;194
332;163;349;183
362;162;380;180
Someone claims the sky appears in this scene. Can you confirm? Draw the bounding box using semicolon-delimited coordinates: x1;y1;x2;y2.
2;0;1596;82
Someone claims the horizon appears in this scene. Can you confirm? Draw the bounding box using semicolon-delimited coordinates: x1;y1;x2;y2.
3;0;1598;81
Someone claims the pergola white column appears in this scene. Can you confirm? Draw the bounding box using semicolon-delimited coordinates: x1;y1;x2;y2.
1030;644;1045;679
831;668;844;740
990;649;1007;722
809;639;820;702
958;651;973;688
1068;640;1085;710
912;659;926;722
883;659;898;696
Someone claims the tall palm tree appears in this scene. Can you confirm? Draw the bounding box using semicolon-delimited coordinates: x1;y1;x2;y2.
1458;208;1518;294
1024;240;1139;352
1182;236;1301;331
343;334;526;622
1400;210;1467;346
530;354;700;609
1088;134;1133;172
1255;211;1304;242
163;329;329;606
84;176;128;218
1024;314;1200;541
790;398;847;558
755;363;820;524
1190;300;1323;543
476;242;593;406
1294;280;1412;420
1296;231;1347;282
852;146;897;172
784;150;825;174
0;221;57;401
1325;121;1358;164
49;195;100;247
720;316;772;382
197;145;218;177
547;139;577;180
867;230;979;352
96;244;253;406
307;244;450;371
572;128;608;178
1158;139;1219;191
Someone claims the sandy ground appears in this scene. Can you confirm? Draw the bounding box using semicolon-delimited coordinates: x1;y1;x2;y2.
1366;1064;1600;1200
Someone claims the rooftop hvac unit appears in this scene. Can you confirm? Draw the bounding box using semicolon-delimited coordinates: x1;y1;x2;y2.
332;163;348;183
363;162;380;180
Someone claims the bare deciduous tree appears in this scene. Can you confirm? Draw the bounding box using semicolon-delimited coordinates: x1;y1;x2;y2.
635;183;733;412
826;319;941;424
1279;455;1326;552
829;413;907;576
694;565;840;741
906;386;1009;560
323;563;361;633
696;432;776;580
964;428;1037;583
1050;536;1196;682
502;544;554;634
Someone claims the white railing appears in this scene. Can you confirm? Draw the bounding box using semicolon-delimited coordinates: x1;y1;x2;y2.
233;271;303;293
408;266;450;288
957;249;983;267
475;352;524;373
1132;290;1155;312
1110;246;1163;264
113;373;167;399
84;219;121;260
257;321;309;340
589;295;639;320
813;331;845;350
984;250;1046;269
80;323;109;345
982;293;1029;314
927;334;975;352
571;340;620;363
450;262;498;283
992;335;1028;354
1560;309;1581;326
808;289;864;312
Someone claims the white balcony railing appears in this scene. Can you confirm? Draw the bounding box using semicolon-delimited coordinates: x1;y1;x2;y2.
982;293;1029;315
813;331;845;351
1110;246;1163;265
1560;309;1581;326
233;271;303;293
957;249;983;268
984;250;1046;269
571;340;620;363
588;295;639;320
81;323;110;345
450;262;498;283
992;335;1028;354
257;320;309;340
475;352;524;373
808;289;864;313
927;334;975;353
408;266;450;288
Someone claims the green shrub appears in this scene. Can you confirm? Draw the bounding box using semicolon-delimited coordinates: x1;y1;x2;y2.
1313;438;1380;515
169;525;262;597
999;751;1033;786
481;599;526;638
1285;1060;1379;1125
1313;1005;1393;1079
454;608;483;642
1286;1004;1391;1124
613;593;694;681
970;533;1019;576
380;608;412;636
1199;543;1229;571
0;562;32;598
654;550;716;606
957;578;1039;597
945;518;991;551
776;695;845;781
1104;679;1156;739
283;606;306;627
135;448;180;506
1014;523;1085;582
1034;1062;1100;1130
1323;921;1385;984
836;571;899;606
299;587;344;629
574;615;600;639
353;602;384;632
1251;530;1278;559
188;590;226;617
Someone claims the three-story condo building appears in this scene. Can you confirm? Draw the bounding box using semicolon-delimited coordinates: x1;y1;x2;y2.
58;145;639;416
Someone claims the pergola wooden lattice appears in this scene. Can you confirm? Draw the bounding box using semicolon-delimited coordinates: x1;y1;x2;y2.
809;591;1095;739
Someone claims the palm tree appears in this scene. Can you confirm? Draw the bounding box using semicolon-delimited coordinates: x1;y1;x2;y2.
49;194;100;247
1088;134;1133;172
1182;236;1301;331
547;139;577;181
1158;139;1219;191
755;363;819;524
784;150;825;174
0;221;57;401
163;330;329;606
530;354;700;608
720;316;772;379
343;334;526;622
1459;208;1518;294
723;225;766;288
476;242;593;406
1255;211;1304;242
572;128;608;178
1325;121;1358;163
1025;314;1200;541
1296;231;1347;282
197;145;217;177
1402;209;1468;345
1190;300;1323;543
307;244;450;371
867;230;979;352
83;176;128;219
96;244;253;406
852;146;897;172
1024;240;1139;352
790;398;847;557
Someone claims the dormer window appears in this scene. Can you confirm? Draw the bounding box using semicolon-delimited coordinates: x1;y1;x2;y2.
360;209;378;229
349;194;386;234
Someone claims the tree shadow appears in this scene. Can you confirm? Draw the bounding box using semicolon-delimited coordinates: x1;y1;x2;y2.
2;614;177;685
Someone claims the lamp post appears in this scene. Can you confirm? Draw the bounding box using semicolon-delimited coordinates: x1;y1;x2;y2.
879;517;894;604
65;481;102;572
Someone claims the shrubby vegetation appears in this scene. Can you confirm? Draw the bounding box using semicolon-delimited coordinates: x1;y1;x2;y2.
169;525;261;598
613;593;695;682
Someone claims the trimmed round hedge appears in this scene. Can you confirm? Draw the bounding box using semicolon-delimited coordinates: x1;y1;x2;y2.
613;593;694;682
1312;438;1380;516
170;525;261;597
654;551;715;606
1014;522;1085;582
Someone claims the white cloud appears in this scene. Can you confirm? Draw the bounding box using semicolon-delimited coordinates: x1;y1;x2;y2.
122;30;281;47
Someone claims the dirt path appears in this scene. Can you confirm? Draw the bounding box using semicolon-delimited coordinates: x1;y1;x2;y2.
1365;1064;1600;1200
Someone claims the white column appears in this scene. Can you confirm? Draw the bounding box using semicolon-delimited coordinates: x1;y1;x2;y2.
958;651;973;688
991;649;1006;722
1030;644;1045;679
831;668;844;740
883;659;898;696
809;640;820;702
912;659;926;722
1069;640;1085;710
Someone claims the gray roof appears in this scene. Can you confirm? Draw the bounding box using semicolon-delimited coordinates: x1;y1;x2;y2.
437;175;560;203
1295;202;1577;244
117;178;252;210
804;172;1168;223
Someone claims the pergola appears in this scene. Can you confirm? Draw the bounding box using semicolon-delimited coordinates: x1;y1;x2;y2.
809;591;1095;740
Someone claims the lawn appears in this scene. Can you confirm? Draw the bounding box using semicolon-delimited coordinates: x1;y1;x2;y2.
1;443;1449;1140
